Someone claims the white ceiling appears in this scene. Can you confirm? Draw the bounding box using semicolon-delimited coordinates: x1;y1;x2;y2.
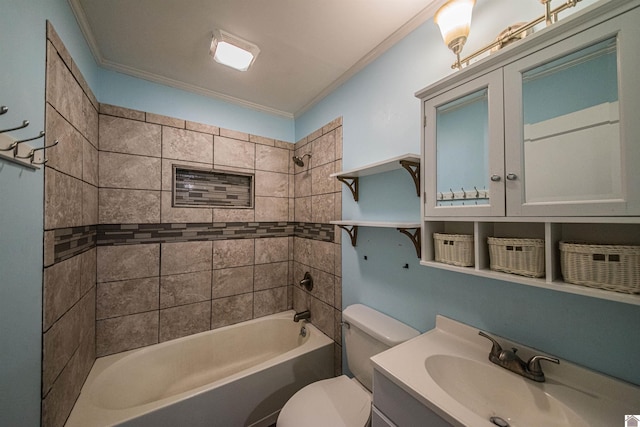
69;0;443;118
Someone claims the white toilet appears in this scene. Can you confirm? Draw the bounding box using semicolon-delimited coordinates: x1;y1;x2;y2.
277;304;420;427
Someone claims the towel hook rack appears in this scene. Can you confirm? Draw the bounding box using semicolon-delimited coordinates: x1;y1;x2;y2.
16;139;58;165
0;119;29;134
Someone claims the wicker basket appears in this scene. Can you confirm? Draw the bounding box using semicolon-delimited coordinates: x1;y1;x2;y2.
488;237;545;278
434;233;474;267
560;242;640;294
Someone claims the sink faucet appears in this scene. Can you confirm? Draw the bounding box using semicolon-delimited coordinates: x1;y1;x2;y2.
478;331;559;382
293;310;311;322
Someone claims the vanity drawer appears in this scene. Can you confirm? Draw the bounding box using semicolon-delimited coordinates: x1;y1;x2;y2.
373;370;452;427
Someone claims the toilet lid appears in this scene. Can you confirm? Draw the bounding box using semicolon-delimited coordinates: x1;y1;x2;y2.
277;375;371;427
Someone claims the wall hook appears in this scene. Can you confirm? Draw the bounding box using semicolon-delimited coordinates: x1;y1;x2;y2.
474;186;479;198
0;106;8;115
461;187;466;198
450;188;455;199
0;119;29;134
16;139;58;165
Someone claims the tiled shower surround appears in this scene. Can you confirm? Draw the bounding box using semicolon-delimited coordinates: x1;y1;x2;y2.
42;23;342;427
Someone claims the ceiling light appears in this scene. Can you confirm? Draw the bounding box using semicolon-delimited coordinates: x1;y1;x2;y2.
210;29;260;71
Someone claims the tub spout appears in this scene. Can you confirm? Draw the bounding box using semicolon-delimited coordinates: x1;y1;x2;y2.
293;310;311;322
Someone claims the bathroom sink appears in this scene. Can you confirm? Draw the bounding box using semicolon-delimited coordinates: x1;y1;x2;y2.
370;315;640;427
425;355;586;427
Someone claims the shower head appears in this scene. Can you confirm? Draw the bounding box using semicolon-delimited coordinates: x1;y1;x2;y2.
292;153;311;167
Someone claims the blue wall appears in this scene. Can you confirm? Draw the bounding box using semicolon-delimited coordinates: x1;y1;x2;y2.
297;0;639;385
1;1;634;425
0;0;98;425
98;69;294;142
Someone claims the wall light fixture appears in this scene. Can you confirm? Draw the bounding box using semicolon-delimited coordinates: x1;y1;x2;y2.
435;0;583;70
210;29;260;71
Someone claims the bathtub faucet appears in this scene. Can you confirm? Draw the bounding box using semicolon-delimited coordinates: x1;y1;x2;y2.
293;310;311;322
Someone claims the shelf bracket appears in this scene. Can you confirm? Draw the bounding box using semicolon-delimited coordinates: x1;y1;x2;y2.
397;227;421;258
399;160;420;197
337;176;359;201
336;224;358;246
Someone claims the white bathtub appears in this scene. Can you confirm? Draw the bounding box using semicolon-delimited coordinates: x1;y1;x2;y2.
66;310;334;427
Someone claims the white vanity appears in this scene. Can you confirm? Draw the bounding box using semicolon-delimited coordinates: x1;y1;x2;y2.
371;315;640;427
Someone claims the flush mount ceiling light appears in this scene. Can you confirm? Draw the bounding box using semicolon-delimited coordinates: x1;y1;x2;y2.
210;29;260;71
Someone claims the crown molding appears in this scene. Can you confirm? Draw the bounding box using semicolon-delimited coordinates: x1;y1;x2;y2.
293;0;446;117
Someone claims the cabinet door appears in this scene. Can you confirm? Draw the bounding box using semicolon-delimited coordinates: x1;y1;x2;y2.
504;7;640;216
424;69;505;217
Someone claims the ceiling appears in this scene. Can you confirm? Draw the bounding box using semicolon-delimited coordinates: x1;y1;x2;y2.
69;0;443;118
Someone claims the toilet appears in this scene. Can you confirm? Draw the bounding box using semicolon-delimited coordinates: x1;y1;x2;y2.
277;304;420;427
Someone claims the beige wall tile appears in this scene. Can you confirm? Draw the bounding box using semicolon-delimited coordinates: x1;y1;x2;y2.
309;296;334;340
294;169;312;198
335;126;343;160
97;277;159;319
99;115;161;157
311;161;335;195
45;167;83;230
99;103;145;121
83;138;99;186
311;193;335;223
212;266;253;298
254;287;287;318
97;244;160;283
213;207;255;222
186;120;219;135
255;170;288;198
43;255;81;331
159;302;210;342
295;196;312;222
213;239;254;269
162;127;213;164
212;294;253;328
99;151;161;190
96;311;159;356
161;241;213;276
254;197;288;222
146;112;185;128
160;191;213;223
82;183;98;226
256;144;289;173
220;128;249;141
98;188;161;224
250;134;275;146
79;248;97;295
322;117;342;134
293;237;311;266
254;262;289;291
335;276;342;310
160;271;212;308
82;94;99;148
311;131;336;167
255;236;289;264
214;135;254;169
310;239;335;274
46;42;83;132
45;104;83;180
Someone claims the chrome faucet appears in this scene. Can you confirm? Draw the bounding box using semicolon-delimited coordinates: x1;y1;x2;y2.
293;310;311;322
478;331;559;382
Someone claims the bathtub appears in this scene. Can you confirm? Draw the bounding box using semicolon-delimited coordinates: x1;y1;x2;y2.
66;310;334;427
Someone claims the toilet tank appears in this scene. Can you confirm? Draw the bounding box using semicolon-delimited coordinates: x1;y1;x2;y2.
343;304;419;391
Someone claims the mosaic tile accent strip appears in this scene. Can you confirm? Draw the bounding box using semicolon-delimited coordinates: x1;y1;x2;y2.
294;222;335;242
96;222;334;246
174;167;253;208
53;225;97;263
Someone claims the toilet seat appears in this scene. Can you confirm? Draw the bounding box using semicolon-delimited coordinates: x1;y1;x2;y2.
277;375;372;427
